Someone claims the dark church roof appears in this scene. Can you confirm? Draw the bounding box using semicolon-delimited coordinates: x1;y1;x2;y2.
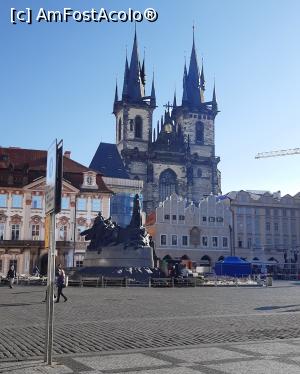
89;143;130;179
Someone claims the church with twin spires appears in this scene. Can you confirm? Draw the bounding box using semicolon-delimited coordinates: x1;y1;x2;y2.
90;29;221;214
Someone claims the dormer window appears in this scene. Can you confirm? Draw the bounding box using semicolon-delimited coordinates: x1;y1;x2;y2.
82;172;98;189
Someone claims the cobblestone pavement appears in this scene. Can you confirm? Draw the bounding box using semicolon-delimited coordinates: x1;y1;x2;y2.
1;281;300;364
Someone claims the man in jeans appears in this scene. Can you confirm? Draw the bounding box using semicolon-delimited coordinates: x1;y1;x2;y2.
7;265;16;289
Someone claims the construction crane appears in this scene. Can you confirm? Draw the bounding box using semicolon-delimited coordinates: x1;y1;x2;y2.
255;148;300;159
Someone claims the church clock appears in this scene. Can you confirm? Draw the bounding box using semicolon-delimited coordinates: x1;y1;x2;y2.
164;123;172;133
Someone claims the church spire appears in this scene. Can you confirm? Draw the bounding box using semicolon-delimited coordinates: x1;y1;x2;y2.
184;26;201;108
200;58;205;102
114;80;118;103
173;90;177;108
126;28;144;102
212;81;218;114
182;61;188;105
122;53;129;99
150;72;156;107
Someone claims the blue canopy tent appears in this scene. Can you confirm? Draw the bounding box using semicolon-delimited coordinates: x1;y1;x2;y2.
214;256;252;277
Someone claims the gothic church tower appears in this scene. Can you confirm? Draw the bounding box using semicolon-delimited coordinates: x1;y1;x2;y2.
113;30;156;182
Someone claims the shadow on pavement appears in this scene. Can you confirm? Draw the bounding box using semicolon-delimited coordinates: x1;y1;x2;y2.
0;302;42;307
255;304;300;311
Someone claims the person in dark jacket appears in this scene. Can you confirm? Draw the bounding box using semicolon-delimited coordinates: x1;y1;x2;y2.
7;265;16;289
55;267;67;303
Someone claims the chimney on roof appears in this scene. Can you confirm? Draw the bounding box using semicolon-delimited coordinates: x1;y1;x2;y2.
64;151;71;159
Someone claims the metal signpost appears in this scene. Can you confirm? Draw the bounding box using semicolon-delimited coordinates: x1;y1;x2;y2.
44;139;63;365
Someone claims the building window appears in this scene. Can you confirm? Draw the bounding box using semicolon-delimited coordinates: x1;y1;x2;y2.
222;237;228;248
172;215;177;220
182;236;188;246
202;216;207;222
32;195;42;209
59;226;67;241
216;217;223;223
77;198;86;211
247;237;252;249
190;227;201;246
12;194;22;208
32;224;40;240
238;237;243;248
282;209;287;217
274;222;279;232
76;260;83;268
0;223;4;240
61;197;70;210
92;198;101;212
160;234;167;246
171;235;177;246
11;224;20;240
0;194;7;207
164;214;170;220
197;168;202;178
159;169;177;202
118;118;122;141
265;208;270;216
209;217;215;222
130;119;134;131
212;237;218;247
266;222;270;231
134;116;143;138
291;210;295;217
179;215;185;221
202;236;208;247
195;121;204;143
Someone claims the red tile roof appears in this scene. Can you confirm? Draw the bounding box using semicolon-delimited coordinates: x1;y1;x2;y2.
0;147;112;194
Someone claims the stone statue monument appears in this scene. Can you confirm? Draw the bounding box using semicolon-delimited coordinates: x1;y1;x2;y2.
80;194;154;268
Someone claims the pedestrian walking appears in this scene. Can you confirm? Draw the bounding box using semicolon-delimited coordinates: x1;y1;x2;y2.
55;266;68;303
7;265;16;289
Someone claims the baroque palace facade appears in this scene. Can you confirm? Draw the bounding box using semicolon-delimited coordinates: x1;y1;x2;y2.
90;30;221;213
0;147;112;277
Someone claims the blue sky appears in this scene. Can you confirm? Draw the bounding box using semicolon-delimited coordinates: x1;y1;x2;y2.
1;0;300;196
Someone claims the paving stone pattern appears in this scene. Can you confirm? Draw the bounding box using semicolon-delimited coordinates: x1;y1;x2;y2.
1;282;300;362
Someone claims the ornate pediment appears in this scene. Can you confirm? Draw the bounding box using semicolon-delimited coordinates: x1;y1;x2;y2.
30;215;42;224
0;211;8;223
10;214;22;224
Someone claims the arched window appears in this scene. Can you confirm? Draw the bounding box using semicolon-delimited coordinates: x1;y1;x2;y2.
190;227;200;246
195;121;204;143
159;169;177;202
200;255;211;266
135;116;143;138
118;118;122;141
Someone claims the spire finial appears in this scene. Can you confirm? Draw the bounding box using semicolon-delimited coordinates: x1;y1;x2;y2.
192;22;195;45
114;78;118;102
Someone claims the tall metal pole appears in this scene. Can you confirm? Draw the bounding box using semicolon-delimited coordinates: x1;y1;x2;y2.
45;212;56;364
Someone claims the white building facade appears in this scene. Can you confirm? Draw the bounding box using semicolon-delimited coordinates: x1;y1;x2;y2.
147;193;232;267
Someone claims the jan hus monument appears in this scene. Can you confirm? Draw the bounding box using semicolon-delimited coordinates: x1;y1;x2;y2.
80;194;154;268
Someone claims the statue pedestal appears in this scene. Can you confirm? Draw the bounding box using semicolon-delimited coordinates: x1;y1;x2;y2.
83;244;154;268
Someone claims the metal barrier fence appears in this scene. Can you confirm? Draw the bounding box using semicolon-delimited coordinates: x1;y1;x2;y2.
0;275;271;288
